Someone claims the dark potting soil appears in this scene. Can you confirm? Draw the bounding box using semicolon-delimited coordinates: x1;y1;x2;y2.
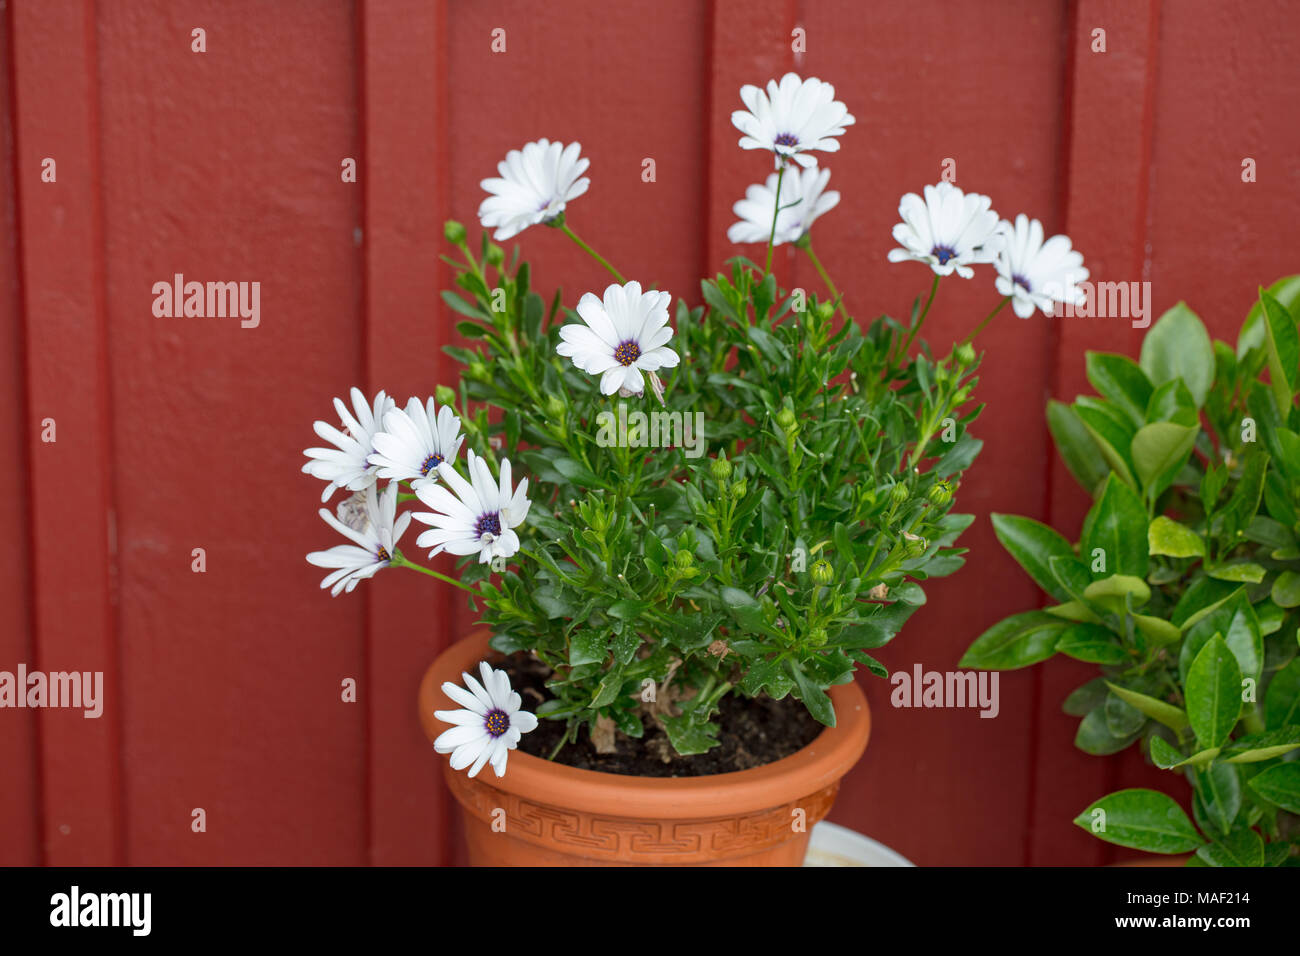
500;653;823;777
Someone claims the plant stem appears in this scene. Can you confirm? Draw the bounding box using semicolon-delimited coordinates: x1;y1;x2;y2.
961;295;1012;346
900;274;941;357
391;552;479;594
764;164;787;276
803;238;848;321
560;222;626;284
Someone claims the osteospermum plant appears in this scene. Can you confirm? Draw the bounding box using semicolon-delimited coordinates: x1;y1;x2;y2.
302;73;1087;776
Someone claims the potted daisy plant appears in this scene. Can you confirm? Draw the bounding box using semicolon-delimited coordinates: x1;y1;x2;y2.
302;73;1089;866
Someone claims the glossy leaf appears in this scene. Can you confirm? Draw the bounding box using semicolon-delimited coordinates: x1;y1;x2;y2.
1247;763;1300;814
960;611;1066;670
1139;302;1215;408
1073;789;1203;853
1047;399;1109;493
1148;516;1205;558
1186;635;1242;752
990;513;1077;602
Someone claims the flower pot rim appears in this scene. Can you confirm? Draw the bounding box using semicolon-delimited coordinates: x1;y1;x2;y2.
419;630;871;819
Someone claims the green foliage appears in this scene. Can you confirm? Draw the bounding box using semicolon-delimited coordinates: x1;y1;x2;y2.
440;240;983;757
964;286;1300;865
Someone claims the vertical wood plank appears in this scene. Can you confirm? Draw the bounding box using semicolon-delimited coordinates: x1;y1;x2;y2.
10;0;123;865
358;0;456;867
0;0;41;866
96;0;368;864
1035;0;1162;866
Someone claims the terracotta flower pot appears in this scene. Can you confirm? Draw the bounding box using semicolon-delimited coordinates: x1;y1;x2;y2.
418;632;872;866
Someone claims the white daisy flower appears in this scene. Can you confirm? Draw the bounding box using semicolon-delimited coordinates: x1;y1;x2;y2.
994;214;1089;318
731;73;855;168
727;165;839;245
305;482;411;596
368;396;464;489
556;281;679;397
477;138;591;241
434;661;539;778
413;450;531;565
302;388;395;503
887;182;1004;278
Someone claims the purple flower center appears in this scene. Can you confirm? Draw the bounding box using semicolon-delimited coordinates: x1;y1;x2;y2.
774;132;799;148
484;708;510;738
420;452;445;476
931;245;958;265
375;545;391;563
1012;273;1032;293
475;512;502;539
614;340;642;367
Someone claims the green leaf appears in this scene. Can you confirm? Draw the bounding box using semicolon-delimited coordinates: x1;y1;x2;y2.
1083;574;1151;606
659;714;719;755
1147;379;1200;427
1105;682;1190;733
1196;828;1264;867
1063;677;1109;717
1105;692;1147;737
552;457;602;488
1047;399;1109;494
1180;591;1263;685
1193;762;1241;836
1086;351;1153;427
1221;727;1300;763
1148;516;1206;558
1057;623;1129;665
440;289;490;320
959;611;1066;670
1272;571;1300;608
1247;763;1300;813
590;669;625;708
1206;561;1267;584
1073;789;1203;853
1265;658;1300;729
1148;734;1185;769
1187;635;1243;751
1075;400;1138;488
607;599;648;621
990;513;1077;602
1238;275;1300;360
1257;289;1300;417
1139;302;1216;408
1076;708;1141;755
1081;473;1149;579
568;631;607;668
788;660;836;727
1133;614;1182;645
1131;422;1198;501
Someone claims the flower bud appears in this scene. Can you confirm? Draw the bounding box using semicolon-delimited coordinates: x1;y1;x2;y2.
954;342;975;367
730;479;748;500
810;559;834;586
903;532;927;557
927;480;953;508
674;549;695;569
434;385;457;408
443;220;467;245
710;455;733;481
544;394;566;420
468;357;490;381
776;408;797;430
486;243;505;267
814;301;835;322
806;627;828;647
890;482;909;505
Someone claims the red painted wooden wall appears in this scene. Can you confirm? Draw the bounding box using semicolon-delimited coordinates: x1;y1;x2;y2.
2;0;1297;866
